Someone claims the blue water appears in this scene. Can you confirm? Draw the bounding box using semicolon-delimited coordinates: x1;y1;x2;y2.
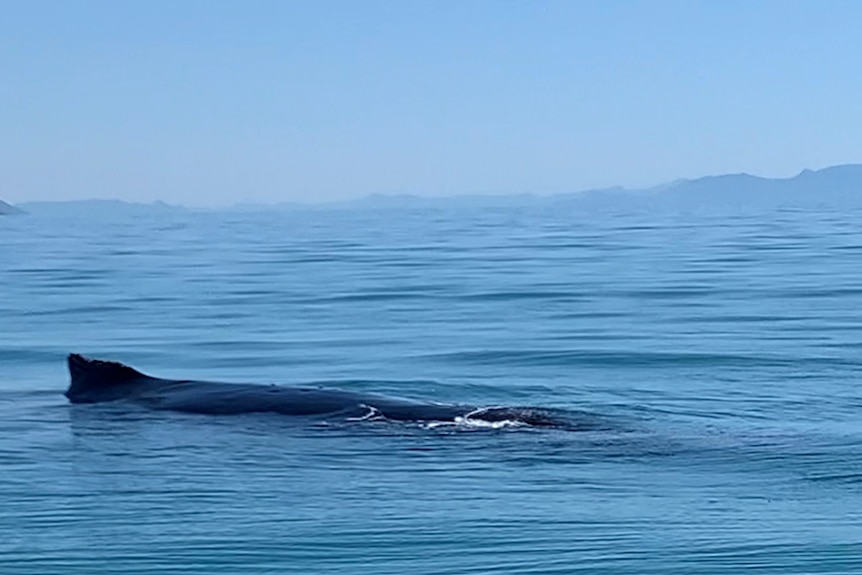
2;203;862;573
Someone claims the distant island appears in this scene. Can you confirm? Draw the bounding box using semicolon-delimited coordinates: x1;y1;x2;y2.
10;163;862;213
17;199;184;217
0;199;22;215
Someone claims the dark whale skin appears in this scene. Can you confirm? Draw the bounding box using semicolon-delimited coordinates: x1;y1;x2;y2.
65;354;565;426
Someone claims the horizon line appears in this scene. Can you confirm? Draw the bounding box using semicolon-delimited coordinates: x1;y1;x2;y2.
6;161;861;210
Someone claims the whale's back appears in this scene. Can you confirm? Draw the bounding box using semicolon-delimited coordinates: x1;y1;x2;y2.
66;353;150;403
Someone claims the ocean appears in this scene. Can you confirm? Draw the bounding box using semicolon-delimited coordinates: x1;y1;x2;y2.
1;202;861;573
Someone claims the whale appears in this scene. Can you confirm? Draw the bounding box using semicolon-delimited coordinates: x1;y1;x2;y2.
65;354;571;428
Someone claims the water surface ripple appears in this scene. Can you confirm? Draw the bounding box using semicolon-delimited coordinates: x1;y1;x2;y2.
2;205;862;573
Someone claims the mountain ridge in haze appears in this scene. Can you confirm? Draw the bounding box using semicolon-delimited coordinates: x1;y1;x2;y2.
12;163;862;212
336;164;862;211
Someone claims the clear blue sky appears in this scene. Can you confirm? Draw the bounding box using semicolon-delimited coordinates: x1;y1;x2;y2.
2;0;860;206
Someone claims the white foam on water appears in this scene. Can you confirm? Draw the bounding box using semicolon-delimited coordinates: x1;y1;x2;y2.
424;407;529;430
346;404;384;422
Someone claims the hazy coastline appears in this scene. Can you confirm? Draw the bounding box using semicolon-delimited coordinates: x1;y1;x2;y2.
7;163;862;215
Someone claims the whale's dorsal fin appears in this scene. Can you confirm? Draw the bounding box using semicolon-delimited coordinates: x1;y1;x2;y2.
66;354;151;402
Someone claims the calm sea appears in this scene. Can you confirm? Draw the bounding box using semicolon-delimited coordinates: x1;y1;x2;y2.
1;202;861;574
